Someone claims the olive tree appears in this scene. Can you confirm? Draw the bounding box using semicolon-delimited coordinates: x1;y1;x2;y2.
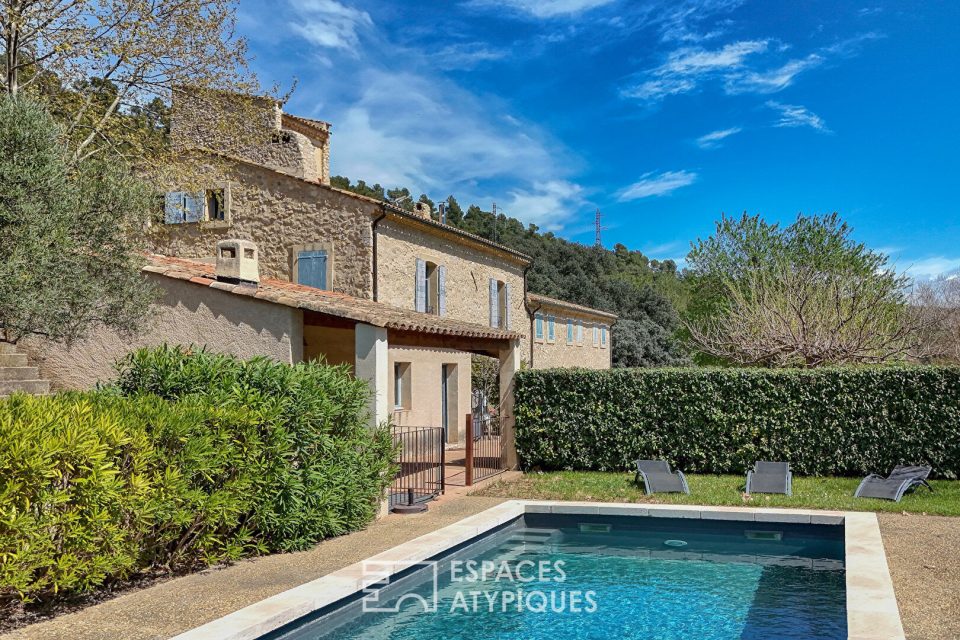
0;96;156;344
686;213;920;367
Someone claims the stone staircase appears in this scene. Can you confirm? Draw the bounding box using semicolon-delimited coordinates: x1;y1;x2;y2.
0;342;51;397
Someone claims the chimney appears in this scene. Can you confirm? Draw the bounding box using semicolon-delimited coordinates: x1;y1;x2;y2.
216;239;259;285
438;202;447;224
413;201;432;220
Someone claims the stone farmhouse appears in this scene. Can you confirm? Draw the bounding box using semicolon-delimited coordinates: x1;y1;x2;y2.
27;90;615;457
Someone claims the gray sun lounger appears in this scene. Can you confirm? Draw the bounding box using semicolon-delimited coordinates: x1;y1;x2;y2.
634;459;690;495
746;461;793;496
854;465;933;502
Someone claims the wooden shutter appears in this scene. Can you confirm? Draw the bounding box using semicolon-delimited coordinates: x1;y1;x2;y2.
297;250;328;289
489;278;499;328
503;282;511;329
164;191;185;223
437;265;447;316
184;192;204;222
415;259;427;312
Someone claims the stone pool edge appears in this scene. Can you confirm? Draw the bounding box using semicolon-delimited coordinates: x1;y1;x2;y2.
170;501;904;640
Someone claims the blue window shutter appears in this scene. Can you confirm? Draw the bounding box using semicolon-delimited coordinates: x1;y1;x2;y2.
535;315;543;339
164;191;185;223
489;279;499;328
548;316;555;340
415;259;426;312
567;321;573;343
437;265;447;316
503;282;511;329
577;321;583;343
184;192;204;222
297;250;328;289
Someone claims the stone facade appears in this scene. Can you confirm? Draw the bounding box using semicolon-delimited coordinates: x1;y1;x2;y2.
23;275;304;389
375;216;531;364
151;158;376;298
529;296;614;369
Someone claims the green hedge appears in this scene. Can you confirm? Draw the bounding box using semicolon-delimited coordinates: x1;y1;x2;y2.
0;346;395;604
514;367;960;478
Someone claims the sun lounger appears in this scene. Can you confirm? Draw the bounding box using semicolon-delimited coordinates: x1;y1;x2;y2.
634;459;690;495
854;465;933;502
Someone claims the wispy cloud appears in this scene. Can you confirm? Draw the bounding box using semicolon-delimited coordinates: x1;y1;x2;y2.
725;54;823;93
899;257;960;281
429;43;509;70
766;101;831;132
696;126;742;148
289;0;372;53
465;0;615;18
493;180;586;230
617;170;698;201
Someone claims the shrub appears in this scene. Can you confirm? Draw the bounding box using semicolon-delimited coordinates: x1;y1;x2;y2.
112;345;396;551
0;392;261;603
514;367;960;478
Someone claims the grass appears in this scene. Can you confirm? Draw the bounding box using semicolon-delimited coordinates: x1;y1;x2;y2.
472;471;960;516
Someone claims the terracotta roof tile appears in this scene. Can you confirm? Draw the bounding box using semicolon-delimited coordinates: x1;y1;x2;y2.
527;292;617;320
146;254;521;341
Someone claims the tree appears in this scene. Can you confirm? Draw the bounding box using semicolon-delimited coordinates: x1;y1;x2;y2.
1;0;256;164
910;276;960;363
0;96;156;344
686;212;918;367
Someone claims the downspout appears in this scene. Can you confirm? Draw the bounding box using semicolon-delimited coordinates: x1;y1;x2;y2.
521;262;539;367
371;205;388;302
608;316;618;368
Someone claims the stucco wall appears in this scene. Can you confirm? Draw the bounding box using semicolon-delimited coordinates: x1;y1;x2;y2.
376;218;530;363
23;275;304;390
150;159;376;298
530;307;612;370
388;346;471;445
304;325;355;367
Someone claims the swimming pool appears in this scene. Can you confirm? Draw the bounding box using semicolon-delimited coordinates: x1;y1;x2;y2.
172;502;905;640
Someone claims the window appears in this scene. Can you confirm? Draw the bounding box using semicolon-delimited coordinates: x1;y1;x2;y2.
489;278;511;329
535;314;544;340
393;362;411;410
593;326;599;347
416;259;446;315
566;320;574;344
601;326;607;348
164;188;228;224
577;321;583;345
547;316;555;342
293;243;333;290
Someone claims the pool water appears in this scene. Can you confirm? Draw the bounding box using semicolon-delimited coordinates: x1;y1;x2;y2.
267;514;846;640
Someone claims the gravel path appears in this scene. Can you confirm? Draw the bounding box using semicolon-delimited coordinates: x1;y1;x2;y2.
879;512;960;640
4;500;957;639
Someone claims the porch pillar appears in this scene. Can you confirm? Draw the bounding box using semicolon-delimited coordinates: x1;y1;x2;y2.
355;323;389;429
498;338;521;469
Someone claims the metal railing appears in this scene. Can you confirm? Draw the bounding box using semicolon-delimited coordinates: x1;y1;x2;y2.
389;425;445;509
465;410;505;485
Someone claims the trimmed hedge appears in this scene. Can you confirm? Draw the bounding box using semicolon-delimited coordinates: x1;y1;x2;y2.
0;346;395;604
514;367;960;478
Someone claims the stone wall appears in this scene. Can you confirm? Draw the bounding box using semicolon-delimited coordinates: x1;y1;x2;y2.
150;158;377;298
23;275;304;390
530;305;612;370
375;217;531;364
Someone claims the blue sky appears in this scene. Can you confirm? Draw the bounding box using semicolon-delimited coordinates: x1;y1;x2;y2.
237;0;959;278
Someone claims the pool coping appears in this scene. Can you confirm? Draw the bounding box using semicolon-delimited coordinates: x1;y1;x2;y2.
170;501;905;640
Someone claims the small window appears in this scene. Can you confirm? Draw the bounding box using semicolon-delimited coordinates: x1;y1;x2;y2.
393;362;411;410
535;314;544;340
593;326;599;347
425;262;438;314
547;316;555;342
566;320;574;344
497;281;508;329
601;326;607;348
164;187;227;224
206;189;225;221
577;321;583;345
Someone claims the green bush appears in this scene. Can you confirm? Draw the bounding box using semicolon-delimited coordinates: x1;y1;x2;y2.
111;345;396;551
514;367;960;478
0;346;395;604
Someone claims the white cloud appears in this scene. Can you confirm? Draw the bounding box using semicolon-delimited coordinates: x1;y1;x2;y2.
899;257;960;281
766;101;831;132
465;0;615;18
494;180;586;230
725;54;822;94
622;39;768;102
617;170;697;201
696;126;742;148
430;43;509;70
289;0;372;53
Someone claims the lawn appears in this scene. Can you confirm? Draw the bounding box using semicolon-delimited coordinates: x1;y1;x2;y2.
472;471;960;516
